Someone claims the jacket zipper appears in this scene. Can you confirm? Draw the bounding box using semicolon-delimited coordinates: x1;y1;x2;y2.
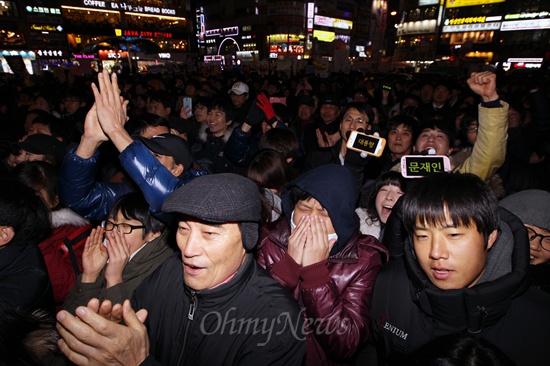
177;290;197;364
188;290;197;320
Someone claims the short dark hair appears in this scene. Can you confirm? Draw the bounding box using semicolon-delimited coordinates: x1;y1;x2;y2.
400;93;421;110
208;98;235;122
287;186;314;212
259;128;299;162
125;113;170;136
386;115;420;141
417;119;455;148
149;90;174;110
64;87;88;103
0;302;69;366
407;331;516;366
401;173;499;244
30;113;70;144
342;102;375;124
194;95;211;109
108;192;165;238
0;179;50;247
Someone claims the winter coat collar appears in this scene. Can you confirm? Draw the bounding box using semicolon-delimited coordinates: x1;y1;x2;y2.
197;123;234;144
403;207;530;332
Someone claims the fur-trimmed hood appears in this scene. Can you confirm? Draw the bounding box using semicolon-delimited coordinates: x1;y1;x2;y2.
50;208;89;229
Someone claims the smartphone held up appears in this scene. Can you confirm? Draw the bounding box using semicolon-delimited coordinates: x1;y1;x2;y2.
182;97;193;117
346;130;386;158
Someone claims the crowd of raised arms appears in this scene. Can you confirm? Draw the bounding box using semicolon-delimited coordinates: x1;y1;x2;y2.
0;64;549;366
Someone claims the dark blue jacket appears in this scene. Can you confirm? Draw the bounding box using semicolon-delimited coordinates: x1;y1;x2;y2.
281;164;358;256
59;141;206;221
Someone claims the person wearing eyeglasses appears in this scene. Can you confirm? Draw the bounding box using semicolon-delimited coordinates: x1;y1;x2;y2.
303;102;374;192
500;189;550;293
62;192;172;315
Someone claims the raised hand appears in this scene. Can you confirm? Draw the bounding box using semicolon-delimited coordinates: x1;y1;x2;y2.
81;226;109;283
256;94;278;125
316;129;341;148
75;103;109;158
92;70;127;135
103;229;130;289
467;71;498;103
91;70;132;152
180;105;192;120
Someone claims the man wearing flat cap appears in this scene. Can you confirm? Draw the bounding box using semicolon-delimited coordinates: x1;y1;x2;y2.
59;70;206;221
500;189;550;292
56;173;306;366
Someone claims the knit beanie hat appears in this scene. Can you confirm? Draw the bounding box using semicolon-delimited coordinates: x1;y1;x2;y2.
499;189;550;230
162;173;261;250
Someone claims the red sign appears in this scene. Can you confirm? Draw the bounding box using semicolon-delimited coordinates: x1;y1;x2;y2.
98;50;129;60
122;30;172;38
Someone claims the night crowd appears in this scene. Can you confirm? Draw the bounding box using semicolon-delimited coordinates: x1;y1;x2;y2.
0;63;549;365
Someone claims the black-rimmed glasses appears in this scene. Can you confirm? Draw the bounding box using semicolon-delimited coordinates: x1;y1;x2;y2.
527;227;550;252
101;220;145;234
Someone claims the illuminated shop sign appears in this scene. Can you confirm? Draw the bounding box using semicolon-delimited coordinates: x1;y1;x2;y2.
30;24;64;32
196;7;205;44
158;53;171;59
505;12;550;20
501;18;550;31
335;34;350;43
35;49;66;58
442;22;500;33
447;16;487;25
25;6;61;15
445;0;504;8
500;61;542;70
73;54;96;59
269;44;304;54
236;50;259;61
313;30;335;42
98;50;129;60
397;20;437;36
205;27;239;37
508;58;543;63
204;55;224;62
81;1;176;15
122;30;173;38
419;0;438;5
314;16;353;30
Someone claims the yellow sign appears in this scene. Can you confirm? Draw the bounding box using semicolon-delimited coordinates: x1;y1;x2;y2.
313;30;335;43
448;16;486;25
446;0;504;8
